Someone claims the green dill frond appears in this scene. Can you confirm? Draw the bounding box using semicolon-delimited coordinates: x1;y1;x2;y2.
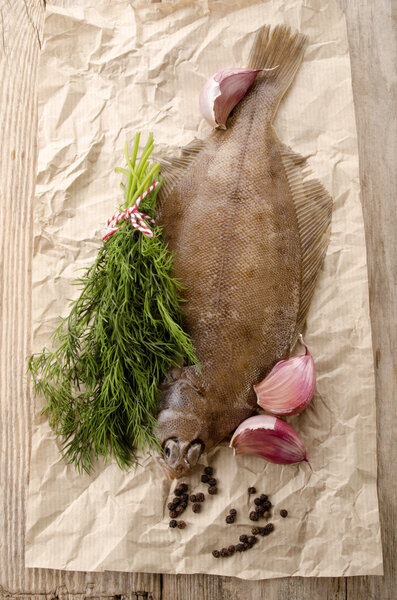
28;133;197;474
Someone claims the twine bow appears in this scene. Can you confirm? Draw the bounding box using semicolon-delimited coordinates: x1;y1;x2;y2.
102;180;159;242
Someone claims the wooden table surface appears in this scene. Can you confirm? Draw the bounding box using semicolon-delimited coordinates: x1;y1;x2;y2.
0;1;395;598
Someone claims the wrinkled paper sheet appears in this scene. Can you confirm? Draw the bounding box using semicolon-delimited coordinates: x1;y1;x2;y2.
26;0;383;578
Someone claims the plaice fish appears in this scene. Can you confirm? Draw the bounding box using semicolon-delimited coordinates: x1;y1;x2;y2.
155;25;332;479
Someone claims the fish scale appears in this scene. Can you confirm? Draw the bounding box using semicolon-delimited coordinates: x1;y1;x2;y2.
155;25;332;479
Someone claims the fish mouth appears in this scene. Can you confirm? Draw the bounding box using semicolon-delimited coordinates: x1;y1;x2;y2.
155;454;194;480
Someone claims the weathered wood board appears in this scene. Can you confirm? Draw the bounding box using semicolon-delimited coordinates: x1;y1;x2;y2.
0;0;395;598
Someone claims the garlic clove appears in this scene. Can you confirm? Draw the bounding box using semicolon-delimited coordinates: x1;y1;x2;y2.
199;68;260;129
199;76;222;129
254;337;316;416
230;414;310;466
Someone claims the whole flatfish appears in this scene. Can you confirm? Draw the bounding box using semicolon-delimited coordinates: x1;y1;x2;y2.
155;25;332;478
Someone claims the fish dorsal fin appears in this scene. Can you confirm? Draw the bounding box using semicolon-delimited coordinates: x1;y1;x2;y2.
157;138;206;206
280;145;332;338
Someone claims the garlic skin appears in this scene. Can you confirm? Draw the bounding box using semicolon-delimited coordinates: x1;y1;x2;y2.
230;414;310;466
254;337;316;416
199;68;260;129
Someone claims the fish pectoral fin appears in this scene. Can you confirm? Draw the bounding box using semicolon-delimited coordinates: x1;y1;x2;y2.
280;144;333;339
247;25;308;116
156;138;206;209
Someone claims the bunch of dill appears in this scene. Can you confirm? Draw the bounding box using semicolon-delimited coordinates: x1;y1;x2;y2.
28;133;196;474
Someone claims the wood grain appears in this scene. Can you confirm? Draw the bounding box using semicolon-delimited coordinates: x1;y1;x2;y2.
341;1;397;598
0;1;161;598
0;0;395;599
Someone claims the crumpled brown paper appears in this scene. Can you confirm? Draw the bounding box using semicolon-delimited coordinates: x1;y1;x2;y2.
25;0;383;578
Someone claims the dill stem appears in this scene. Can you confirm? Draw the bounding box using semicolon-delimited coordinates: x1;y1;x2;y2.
136;143;154;179
131;162;161;205
114;167;129;176
130;132;141;168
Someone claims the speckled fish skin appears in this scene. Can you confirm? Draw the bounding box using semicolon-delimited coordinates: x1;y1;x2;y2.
155;26;332;479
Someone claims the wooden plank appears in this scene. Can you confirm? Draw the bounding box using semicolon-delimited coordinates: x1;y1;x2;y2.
340;1;396;598
0;0;395;599
161;575;348;600
162;0;397;598
0;1;162;599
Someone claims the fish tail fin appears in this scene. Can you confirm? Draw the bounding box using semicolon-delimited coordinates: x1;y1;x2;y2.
247;25;308;116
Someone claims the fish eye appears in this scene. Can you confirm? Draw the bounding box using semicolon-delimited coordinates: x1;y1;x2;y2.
185;439;205;466
163;438;179;462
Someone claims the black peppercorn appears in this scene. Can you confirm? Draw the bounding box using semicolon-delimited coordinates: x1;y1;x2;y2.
172;496;181;505
196;493;205;502
263;500;272;511
264;523;274;535
249;511;259;521
243;542;250;551
179;483;188;492
248;487;256;494
251;527;259;535
167;502;175;510
256;505;266;515
169;510;178;518
229;508;237;516
180;493;189;502
208;486;217;495
236;543;245;552
174;488;183;496
239;534;249;543
169;520;177;528
192;503;201;513
212;549;220;558
248;535;257;545
220;548;228;557
177;520;186;529
258;527;266;536
254;497;262;506
201;474;209;483
225;515;234;524
280;509;288;518
208;478;217;487
228;545;235;554
260;494;268;503
204;466;213;476
179;502;187;510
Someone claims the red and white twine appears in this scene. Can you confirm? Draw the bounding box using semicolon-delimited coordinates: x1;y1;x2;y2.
102;180;159;242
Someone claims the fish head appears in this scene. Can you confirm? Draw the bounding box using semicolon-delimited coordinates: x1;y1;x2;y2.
158;437;205;480
155;376;208;479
